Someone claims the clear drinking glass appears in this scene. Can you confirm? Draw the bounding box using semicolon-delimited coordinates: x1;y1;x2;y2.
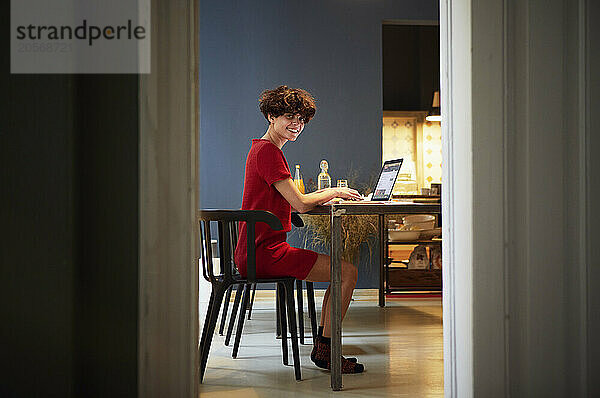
337;179;348;188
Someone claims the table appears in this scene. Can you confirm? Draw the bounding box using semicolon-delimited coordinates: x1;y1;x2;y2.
307;201;441;390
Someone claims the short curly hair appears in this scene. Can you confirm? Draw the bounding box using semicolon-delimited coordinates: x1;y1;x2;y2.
259;85;316;123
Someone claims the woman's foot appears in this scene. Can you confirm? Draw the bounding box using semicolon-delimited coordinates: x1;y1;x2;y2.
310;337;364;374
316;326;357;363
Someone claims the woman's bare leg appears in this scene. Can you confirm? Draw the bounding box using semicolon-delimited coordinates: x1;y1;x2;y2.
305;254;357;338
319;286;331;328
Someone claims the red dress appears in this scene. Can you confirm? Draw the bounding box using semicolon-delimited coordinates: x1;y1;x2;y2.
234;139;318;279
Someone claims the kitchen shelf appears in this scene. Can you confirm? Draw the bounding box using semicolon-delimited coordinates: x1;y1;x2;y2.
385;238;442;293
387;269;442;291
388;239;441;245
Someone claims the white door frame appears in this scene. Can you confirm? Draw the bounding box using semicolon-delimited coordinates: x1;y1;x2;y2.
440;0;475;394
440;0;518;395
441;0;594;396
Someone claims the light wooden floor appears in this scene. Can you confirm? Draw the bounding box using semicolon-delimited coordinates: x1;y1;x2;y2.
199;290;443;397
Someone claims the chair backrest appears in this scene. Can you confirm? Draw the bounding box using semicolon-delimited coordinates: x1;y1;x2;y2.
197;210;283;283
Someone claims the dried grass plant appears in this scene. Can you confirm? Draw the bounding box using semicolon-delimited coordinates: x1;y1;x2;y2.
300;214;378;263
298;168;379;263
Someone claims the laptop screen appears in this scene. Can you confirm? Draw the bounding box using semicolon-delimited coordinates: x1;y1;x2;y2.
371;159;403;201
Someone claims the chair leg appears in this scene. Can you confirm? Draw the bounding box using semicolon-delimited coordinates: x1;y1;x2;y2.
276;287;281;337
306;281;318;345
200;288;217;359
200;284;227;383
219;285;233;335
247;283;257;320
296;280;305;344
225;284;244;346
284;280;302;381
277;283;289;365
232;284;251;358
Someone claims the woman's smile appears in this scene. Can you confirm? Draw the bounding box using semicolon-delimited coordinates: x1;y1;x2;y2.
266;113;305;144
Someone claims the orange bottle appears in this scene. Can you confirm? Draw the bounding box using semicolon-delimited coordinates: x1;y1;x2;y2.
294;165;305;194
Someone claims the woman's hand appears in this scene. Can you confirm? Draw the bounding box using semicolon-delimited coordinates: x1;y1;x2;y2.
331;187;362;201
274;179;363;213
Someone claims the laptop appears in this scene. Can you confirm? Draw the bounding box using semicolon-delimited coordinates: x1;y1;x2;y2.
368;158;404;201
329;158;403;204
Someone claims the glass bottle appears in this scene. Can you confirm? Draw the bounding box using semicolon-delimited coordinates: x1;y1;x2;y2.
294;164;305;194
318;160;331;190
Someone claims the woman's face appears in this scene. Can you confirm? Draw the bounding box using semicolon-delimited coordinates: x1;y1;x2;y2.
268;113;305;142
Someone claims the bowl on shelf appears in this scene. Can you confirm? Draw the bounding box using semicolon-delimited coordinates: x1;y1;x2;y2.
388;230;421;242
418;227;442;240
402;214;436;230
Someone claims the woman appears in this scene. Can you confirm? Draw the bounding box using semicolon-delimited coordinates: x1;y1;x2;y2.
234;85;365;373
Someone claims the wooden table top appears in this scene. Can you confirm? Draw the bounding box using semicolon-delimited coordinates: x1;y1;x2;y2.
306;201;441;215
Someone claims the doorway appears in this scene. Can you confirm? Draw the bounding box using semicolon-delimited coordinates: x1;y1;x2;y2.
381;21;442;298
140;0;599;396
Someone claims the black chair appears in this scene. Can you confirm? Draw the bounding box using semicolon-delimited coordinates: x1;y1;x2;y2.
219;212;318;351
199;210;302;382
222;280;318;347
220;213;319;350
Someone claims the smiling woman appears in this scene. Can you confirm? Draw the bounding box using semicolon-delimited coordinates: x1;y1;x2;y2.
233;84;365;374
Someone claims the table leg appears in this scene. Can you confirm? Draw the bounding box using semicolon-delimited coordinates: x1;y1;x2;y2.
330;207;343;390
378;214;386;307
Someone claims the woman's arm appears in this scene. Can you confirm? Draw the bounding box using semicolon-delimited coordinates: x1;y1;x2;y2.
273;178;362;213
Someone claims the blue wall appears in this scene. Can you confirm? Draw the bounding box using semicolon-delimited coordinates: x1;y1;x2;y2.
200;0;438;287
